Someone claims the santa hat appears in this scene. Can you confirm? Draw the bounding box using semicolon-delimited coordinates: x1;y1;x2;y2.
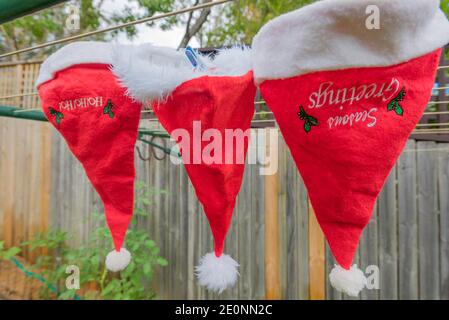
252;0;449;296
37;42;143;272
112;44;256;293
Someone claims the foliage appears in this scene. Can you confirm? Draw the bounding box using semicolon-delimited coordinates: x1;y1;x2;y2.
203;0;315;46
0;0;105;59
0;0;213;58
204;0;449;47
442;0;449;17
0;182;168;300
0;241;21;260
109;0;214;48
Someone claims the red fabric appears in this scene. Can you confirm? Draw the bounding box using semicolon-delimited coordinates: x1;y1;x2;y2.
153;71;256;256
38;64;142;251
260;50;441;269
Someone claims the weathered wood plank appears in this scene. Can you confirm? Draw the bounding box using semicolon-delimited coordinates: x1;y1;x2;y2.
186;167;197;300
397;140;418;299
325;244;342;300
417;141;440;300
2;119;15;248
281;136;296;300
378;168;398;299
296;170;309;300
178;164;189;299
168;157;180;298
251;132;265;299
308;200;325;300
438;144;449;299
264;129;281;300
359;201;379;300
238;158;252;299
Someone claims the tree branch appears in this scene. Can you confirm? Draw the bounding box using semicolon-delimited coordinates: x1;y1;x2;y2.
178;0;212;49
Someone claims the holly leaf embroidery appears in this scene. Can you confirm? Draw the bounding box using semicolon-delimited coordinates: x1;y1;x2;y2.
298;106;307;120
387;88;406;116
48;107;64;126
297;106;318;133
103;99;115;119
396;88;406;101
304;122;311;133
308;116;319;126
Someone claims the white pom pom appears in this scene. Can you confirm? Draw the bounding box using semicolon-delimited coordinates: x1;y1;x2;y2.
195;252;239;294
105;248;131;272
329;264;367;297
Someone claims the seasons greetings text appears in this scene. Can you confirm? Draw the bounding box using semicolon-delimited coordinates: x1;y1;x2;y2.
307;78;401;129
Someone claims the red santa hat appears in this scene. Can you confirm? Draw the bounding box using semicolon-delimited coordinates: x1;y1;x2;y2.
112;44;256;293
252;0;449;296
37;42;143;272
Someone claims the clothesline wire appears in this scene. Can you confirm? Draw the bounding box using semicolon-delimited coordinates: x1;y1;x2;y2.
0;104;449;115
0;0;234;60
2;81;449;101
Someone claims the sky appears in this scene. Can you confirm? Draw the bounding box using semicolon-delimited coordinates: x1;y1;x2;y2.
102;0;200;48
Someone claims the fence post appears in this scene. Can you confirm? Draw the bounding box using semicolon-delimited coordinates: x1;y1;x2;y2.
264;129;281;299
308;200;325;299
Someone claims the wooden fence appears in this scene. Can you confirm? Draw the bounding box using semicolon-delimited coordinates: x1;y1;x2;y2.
0;60;41;109
0;116;448;300
1;54;449;299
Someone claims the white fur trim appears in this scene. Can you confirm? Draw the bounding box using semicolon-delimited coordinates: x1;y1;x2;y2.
329;264;367;297
111;44;252;104
36;41;113;87
252;0;449;83
105;248;131;272
195;252;239;294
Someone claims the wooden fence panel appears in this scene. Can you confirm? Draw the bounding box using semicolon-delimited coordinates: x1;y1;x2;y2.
378;169;398;299
397;140;419;299
438;145;449;300
1;118;449;300
417;141;440;299
0;61;41;109
359;202;379;300
0;117;51;260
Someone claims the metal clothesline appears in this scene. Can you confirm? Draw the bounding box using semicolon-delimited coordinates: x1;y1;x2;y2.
3;84;449;101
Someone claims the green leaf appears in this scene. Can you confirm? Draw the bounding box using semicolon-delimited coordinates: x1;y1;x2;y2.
308;116;318;126
157;258;168;266
103;99;115;119
387;102;395;111
3;247;21;259
396;88;406;101
387;88;406;115
395;106;404;116
58;290;77;300
304;122;311;133
90;255;100;266
144;240;155;249
143;263;151;275
102;280;119;296
298;106;306;119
